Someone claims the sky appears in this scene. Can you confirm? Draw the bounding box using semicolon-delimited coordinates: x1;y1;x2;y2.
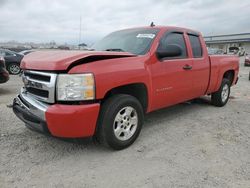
0;0;250;45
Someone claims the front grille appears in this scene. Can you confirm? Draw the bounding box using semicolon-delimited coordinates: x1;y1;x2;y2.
22;70;57;103
24;72;51;82
26;87;49;98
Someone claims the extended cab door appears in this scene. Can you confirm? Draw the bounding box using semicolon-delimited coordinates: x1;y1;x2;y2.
150;31;194;110
187;34;210;97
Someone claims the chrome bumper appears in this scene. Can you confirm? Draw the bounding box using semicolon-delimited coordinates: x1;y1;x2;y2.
13;89;50;134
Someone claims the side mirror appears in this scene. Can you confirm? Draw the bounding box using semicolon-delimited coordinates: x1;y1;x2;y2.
156;44;182;59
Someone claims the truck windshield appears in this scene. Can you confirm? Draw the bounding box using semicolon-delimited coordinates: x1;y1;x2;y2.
92;28;159;55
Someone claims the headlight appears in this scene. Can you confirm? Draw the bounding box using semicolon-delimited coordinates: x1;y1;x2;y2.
56;73;95;101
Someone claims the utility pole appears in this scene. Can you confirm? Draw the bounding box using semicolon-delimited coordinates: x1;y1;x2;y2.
79;16;82;49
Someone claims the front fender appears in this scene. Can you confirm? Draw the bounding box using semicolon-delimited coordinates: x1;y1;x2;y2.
68;56;153;111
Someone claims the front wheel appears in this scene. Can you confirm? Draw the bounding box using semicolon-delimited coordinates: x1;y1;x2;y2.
7;63;21;75
211;78;231;107
95;94;144;150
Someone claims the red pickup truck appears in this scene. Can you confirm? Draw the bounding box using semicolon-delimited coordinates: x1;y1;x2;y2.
13;26;239;150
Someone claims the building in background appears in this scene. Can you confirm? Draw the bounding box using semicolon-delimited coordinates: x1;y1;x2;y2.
204;33;250;55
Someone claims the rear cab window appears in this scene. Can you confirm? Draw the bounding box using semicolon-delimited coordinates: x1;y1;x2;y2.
188;34;203;58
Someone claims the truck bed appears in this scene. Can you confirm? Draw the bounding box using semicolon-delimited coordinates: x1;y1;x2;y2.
207;55;239;94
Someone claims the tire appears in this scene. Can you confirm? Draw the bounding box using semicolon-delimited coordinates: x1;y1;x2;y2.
95;94;144;150
7;63;21;75
211;78;231;107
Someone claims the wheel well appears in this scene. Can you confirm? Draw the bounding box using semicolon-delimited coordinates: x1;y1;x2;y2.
103;83;148;113
223;70;234;86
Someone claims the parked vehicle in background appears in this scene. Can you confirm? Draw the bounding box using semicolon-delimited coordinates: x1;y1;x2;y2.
0;49;24;74
245;54;250;66
18;50;35;56
0;56;9;84
227;47;245;56
208;48;225;55
13;26;239;150
238;47;245;56
58;45;70;50
228;46;239;55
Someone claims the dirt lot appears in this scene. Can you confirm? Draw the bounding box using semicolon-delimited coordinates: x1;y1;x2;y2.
0;58;250;188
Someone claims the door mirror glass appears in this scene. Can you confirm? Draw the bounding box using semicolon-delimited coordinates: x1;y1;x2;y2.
156;44;182;59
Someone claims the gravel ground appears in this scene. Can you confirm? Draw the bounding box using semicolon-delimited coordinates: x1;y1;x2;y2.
0;58;250;188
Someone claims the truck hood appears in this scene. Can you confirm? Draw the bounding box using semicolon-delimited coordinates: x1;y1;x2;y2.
21;50;136;71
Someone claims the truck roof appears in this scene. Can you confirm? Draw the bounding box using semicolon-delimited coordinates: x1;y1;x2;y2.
119;26;202;36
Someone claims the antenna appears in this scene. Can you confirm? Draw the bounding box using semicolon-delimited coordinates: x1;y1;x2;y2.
150;22;155;27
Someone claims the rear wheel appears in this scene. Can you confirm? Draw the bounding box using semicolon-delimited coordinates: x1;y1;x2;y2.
7;63;21;75
211;78;231;107
95;94;144;150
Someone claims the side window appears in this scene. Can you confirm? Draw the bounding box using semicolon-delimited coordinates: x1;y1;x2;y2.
158;32;187;59
5;51;13;56
188;34;202;58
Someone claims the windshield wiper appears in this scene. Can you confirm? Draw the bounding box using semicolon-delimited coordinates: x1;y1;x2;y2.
105;48;125;52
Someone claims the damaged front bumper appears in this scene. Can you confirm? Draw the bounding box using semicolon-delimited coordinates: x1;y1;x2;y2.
13;89;100;138
13;90;50;134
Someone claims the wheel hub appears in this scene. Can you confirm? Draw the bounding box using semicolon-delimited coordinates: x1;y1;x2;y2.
9;64;20;74
113;106;138;141
221;84;229;103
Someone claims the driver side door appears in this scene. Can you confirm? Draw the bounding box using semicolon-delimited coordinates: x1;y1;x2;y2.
151;31;194;110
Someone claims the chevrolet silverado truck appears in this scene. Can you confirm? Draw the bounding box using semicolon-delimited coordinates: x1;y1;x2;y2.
13;26;239;150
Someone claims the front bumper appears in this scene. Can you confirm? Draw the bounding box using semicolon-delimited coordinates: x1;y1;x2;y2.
13;91;100;138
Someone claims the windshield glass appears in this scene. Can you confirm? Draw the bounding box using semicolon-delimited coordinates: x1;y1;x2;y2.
92;28;159;55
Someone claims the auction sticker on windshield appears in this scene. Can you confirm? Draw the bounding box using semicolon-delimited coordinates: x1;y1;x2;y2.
136;34;156;39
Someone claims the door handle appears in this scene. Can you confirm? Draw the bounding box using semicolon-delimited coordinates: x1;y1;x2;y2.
183;64;192;70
